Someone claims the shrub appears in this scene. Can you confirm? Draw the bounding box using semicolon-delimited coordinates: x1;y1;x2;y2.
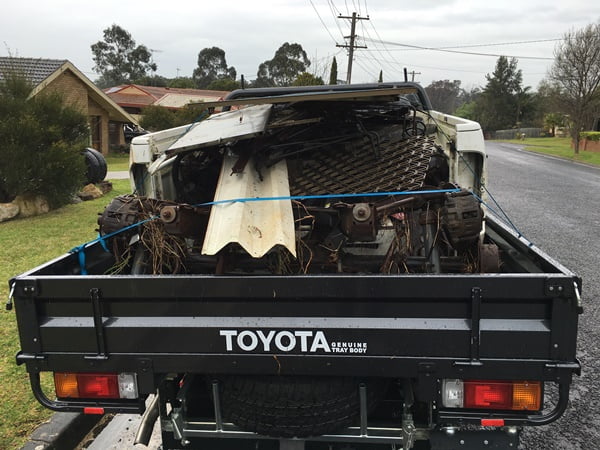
0;72;88;207
140;104;208;132
580;131;600;142
139;104;178;131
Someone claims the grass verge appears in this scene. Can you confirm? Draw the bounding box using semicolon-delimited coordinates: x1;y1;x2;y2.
0;179;130;449
495;137;600;166
105;153;130;172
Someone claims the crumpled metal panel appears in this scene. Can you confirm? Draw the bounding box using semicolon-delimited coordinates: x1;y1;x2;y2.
167;104;272;153
202;155;296;258
289;135;436;196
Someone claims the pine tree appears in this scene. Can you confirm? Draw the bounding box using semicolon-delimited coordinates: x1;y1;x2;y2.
329;57;338;85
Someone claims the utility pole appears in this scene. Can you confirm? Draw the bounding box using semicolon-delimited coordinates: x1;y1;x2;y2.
336;12;369;84
408;70;421;82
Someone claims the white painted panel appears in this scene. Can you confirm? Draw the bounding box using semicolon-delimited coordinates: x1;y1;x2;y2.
167;104;272;152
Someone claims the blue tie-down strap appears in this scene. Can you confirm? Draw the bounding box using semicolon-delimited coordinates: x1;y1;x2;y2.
69;216;158;275
195;188;462;207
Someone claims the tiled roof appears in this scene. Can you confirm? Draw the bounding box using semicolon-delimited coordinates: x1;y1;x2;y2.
105;84;230;109
130;85;229;98
0;57;67;86
106;92;157;108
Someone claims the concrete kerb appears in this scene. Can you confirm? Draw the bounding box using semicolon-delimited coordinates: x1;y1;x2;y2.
21;412;103;450
106;171;129;180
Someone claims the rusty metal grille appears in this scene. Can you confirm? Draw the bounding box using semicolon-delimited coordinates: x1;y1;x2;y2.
289;135;436;196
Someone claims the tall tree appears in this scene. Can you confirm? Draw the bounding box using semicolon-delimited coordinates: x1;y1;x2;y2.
378;70;383;83
549;22;600;153
425;80;463;114
193;47;237;89
475;56;527;132
254;62;275;88
207;78;241;91
329;56;338;85
91;24;156;88
292;72;324;86
533;79;565;130
168;77;197;89
255;43;310;87
133;74;169;87
454;87;481;121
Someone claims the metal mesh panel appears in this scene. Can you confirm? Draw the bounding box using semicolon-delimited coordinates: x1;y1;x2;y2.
289;135;436;196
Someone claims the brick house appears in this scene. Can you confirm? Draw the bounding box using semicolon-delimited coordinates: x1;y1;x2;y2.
0;57;137;155
104;84;229;121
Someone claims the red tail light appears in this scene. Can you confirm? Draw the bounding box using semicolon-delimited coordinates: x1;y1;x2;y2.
442;379;542;411
54;372;138;400
464;380;541;411
465;381;512;409
78;373;119;398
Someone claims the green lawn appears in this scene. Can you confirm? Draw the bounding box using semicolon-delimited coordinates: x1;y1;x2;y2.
495;137;600;166
105;153;130;172
0;179;131;449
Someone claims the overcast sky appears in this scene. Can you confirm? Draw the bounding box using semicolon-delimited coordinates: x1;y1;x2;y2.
2;1;599;91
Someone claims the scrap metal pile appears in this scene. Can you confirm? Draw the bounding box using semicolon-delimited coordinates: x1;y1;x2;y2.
99;97;491;275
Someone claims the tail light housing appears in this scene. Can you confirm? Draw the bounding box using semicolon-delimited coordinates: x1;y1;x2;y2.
442;379;542;411
54;372;138;400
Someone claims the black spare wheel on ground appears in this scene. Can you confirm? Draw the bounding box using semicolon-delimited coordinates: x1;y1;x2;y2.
82;147;107;184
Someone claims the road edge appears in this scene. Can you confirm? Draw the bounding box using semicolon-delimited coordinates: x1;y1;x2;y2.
493;141;600;169
21;412;103;450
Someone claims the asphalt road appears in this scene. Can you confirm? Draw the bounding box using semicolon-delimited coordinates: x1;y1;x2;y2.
485;142;600;449
85;143;600;449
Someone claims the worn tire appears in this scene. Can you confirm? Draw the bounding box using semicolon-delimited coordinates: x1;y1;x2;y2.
83;147;107;183
219;375;387;438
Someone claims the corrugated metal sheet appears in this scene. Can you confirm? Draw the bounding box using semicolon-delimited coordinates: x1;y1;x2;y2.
167;104;272;153
202;155;296;258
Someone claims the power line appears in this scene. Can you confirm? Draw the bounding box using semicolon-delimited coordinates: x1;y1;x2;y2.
366;16;406;73
353;57;379;80
358;21;403;79
361;37;555;60
327;0;347;39
308;0;339;45
431;38;561;50
365;38;562;52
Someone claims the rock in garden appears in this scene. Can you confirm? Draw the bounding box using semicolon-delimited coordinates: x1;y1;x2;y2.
78;183;104;201
0;202;19;222
98;180;113;194
13;195;50;217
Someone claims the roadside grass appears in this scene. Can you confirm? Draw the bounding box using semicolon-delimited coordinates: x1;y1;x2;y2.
105;153;130;172
495;137;600;166
0;179;130;449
